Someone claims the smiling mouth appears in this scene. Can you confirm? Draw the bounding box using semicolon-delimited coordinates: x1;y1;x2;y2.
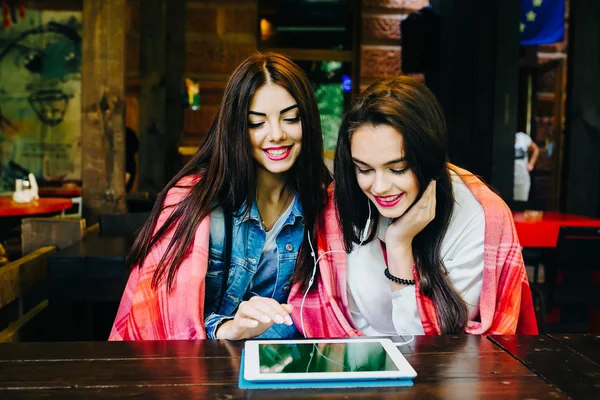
263;146;292;161
373;193;403;207
28;89;72;126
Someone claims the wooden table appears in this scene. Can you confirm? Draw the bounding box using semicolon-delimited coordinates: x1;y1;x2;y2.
0;336;577;399
491;334;600;399
513;211;600;248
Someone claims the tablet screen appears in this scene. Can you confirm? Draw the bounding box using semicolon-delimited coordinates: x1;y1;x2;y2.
258;342;399;374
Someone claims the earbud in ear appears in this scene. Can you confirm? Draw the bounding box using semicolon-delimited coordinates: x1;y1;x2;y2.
360;217;371;242
360;202;372;243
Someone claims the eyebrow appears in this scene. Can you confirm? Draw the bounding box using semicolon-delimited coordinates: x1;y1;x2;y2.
352;157;406;167
248;104;298;117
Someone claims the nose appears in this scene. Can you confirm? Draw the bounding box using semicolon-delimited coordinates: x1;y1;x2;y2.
371;171;391;195
268;121;286;142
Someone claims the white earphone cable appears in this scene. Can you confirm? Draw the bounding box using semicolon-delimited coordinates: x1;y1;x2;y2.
392;334;415;347
300;233;345;337
300;202;416;346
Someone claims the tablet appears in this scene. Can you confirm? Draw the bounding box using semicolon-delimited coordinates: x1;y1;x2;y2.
243;338;417;382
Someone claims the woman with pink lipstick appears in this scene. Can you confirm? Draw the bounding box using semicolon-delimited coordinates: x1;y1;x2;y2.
110;53;332;341
288;76;538;337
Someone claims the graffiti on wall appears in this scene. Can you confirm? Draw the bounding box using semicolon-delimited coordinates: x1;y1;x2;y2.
0;10;81;192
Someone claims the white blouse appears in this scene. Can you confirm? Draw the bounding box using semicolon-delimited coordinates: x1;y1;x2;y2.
347;172;485;335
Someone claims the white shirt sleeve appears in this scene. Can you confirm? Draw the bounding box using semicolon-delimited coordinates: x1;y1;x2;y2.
346;175;485;336
390;174;485;332
389;208;484;334
516;131;532;149
442;209;485;320
347;289;374;332
390;286;424;334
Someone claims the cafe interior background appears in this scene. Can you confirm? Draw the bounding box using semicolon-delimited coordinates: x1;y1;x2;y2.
1;0;599;342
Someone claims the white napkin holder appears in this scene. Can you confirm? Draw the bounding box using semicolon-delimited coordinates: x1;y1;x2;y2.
12;173;40;203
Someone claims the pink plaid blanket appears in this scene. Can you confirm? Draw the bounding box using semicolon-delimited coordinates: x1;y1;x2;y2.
288;166;538;337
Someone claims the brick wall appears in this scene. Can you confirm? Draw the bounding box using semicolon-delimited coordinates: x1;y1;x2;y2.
360;0;429;88
184;0;257;146
183;0;258;147
125;0;433;145
125;0;258;148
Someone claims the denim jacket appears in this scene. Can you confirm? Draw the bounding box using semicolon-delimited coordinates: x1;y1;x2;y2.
203;196;304;339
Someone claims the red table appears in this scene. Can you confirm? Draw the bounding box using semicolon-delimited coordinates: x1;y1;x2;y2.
514;212;600;331
0;197;73;217
513;211;600;248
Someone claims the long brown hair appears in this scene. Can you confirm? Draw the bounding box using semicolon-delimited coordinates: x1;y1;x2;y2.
128;52;331;290
333;76;469;333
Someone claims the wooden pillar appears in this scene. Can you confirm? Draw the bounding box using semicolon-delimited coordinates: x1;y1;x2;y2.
429;0;520;201
564;0;600;217
137;0;186;194
81;0;127;219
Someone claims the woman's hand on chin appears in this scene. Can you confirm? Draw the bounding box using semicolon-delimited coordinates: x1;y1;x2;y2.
385;180;436;247
215;296;294;340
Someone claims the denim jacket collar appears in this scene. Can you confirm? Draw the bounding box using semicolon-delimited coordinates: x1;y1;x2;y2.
233;193;304;228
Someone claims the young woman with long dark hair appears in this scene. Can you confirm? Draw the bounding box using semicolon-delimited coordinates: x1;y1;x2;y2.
110;52;331;340
288;76;537;336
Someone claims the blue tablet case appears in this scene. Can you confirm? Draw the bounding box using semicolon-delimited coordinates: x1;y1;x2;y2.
238;350;414;390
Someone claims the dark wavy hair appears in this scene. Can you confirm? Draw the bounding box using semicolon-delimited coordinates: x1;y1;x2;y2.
128;52;331;290
333;76;468;334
